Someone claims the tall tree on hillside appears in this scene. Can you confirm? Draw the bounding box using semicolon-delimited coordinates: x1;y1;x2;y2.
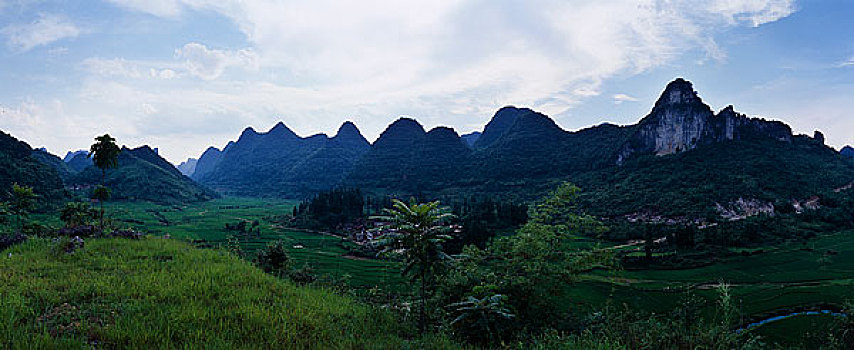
9;184;36;232
89;134;121;231
372;199;455;334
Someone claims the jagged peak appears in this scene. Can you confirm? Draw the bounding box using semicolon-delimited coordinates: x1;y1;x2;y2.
333;121;369;145
239;127;259;139
654;78;703;108
335;121;362;137
268;121;298;138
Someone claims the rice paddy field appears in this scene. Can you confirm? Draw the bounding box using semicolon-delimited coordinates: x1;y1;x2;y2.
31;198;405;291
21;197;854;346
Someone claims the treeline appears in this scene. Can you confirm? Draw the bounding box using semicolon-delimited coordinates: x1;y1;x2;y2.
292;188;365;230
291;188;528;251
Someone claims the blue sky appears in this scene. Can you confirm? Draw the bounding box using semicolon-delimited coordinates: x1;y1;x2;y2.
0;0;851;163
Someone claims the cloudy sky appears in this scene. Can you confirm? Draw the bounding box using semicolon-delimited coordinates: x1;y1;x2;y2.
0;0;852;163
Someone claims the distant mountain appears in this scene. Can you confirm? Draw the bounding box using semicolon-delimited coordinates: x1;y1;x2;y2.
0;130;66;203
460;132;481;147
177;158;198;176
63;150;87;163
66;153;94;172
344;119;472;194
31;149;74;181
842;146;854;158
344;78;854;218
616;78;792;164
71;146;216;204
192;121;370;197
180;78;853;219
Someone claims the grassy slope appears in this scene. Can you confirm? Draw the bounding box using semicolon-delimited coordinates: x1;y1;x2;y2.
0;238;454;349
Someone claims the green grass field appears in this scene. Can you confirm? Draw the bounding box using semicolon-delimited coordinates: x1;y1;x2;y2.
14;197;854;347
50;198;408;291
0;238;456;349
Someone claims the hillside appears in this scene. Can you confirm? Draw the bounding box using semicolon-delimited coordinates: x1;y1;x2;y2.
71;146;215;204
344;119;474;195
0;238;452;348
31;149;74;182
345;79;854;218
193;121;370;198
0;130;66;203
842;146;854;158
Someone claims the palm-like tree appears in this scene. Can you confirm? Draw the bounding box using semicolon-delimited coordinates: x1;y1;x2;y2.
88;134;120;231
371;198;454;334
449;294;514;345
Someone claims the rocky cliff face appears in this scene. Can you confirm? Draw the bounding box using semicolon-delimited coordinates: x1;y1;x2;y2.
177;158;198;176
616;78;793;164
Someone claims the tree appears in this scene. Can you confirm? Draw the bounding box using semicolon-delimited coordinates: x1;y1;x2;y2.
60;202;95;228
89;134;121;230
255;240;291;278
372;198;455;334
9;184;36;232
448;294;514;346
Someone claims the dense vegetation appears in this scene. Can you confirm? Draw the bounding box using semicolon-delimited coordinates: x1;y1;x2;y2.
70;146;216;204
575;135;854;218
0;131;67;205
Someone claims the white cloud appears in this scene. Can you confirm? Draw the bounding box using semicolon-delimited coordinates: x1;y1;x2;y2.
707;0;796;27
838;56;854;68
1;14;80;52
174;42;257;80
613;94;640;104
12;0;799;162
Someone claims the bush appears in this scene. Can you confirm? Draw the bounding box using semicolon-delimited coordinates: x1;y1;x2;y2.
254;240;291;278
0;233;27;251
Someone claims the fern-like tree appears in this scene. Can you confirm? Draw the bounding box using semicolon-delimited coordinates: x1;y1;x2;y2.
9;184;36;232
372;198;455;334
88;134;120;231
448;294;514;346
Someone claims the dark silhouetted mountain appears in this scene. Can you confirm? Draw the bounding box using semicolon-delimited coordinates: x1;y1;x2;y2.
63;150;87;163
842;146;854;158
66;153;93;172
191;144;229;181
0;130;66;203
345;78;854;217
177;158;198;176
345;120;472;194
460;132;481;147
193;121;370;197
32;149;74;181
71;146;216;204
472;106;525;149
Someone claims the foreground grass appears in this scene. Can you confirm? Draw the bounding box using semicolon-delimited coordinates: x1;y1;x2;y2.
0;238;455;349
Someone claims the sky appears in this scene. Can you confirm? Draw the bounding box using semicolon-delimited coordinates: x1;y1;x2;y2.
0;0;852;164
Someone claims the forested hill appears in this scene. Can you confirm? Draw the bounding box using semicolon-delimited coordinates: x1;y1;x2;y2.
70;146;216;204
0;130;66;203
842;146;854;158
191;121;370;198
183;78;854;219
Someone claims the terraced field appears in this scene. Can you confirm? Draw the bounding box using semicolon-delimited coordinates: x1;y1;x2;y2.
83;198;405;291
25;198;853;346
